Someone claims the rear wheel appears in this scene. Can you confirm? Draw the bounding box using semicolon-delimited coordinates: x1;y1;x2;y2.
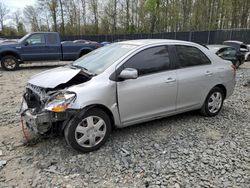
247;55;250;62
64;108;111;152
79;49;91;57
200;87;224;117
1;55;19;71
235;60;240;68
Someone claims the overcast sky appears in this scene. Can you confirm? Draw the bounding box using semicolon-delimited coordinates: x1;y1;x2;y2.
1;0;36;28
2;0;36;12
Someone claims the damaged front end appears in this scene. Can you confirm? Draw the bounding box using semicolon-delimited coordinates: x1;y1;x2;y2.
19;66;92;135
20;83;75;134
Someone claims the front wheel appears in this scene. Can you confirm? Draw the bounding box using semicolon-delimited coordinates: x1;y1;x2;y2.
64;108;111;152
1;55;19;71
200;87;224;117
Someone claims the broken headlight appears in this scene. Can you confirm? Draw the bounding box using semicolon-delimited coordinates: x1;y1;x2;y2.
45;92;76;113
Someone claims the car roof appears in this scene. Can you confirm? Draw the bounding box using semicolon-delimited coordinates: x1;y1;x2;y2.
118;39;200;47
223;40;244;44
207;44;231;48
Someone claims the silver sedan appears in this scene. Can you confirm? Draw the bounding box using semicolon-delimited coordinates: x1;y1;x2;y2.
20;39;236;152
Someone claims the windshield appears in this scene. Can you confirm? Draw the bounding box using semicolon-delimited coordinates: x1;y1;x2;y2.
72;43;137;74
18;33;31;43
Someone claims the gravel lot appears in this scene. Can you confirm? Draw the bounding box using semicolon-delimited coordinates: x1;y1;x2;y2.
0;61;249;188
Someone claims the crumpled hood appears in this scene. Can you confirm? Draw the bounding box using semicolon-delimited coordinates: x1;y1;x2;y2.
28;66;81;88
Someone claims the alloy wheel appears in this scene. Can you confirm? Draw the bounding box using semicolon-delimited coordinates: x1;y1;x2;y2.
3;58;16;69
208;92;223;114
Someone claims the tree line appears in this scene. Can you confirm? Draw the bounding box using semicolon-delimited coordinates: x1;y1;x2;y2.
0;0;250;36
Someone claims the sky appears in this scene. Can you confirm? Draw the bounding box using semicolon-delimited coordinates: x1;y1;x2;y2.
1;0;36;29
2;0;36;11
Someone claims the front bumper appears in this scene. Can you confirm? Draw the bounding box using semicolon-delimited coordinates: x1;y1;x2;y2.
20;98;67;134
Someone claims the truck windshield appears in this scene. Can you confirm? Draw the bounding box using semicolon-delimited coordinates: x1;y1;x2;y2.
72;43;137;74
18;33;31;43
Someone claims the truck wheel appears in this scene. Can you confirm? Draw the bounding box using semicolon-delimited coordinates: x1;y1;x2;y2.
1;55;19;71
64;108;111;153
79;49;91;57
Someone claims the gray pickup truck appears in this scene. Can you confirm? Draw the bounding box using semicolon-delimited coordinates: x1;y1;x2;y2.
0;32;100;70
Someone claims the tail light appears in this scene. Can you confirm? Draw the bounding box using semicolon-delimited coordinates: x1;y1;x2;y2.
231;64;236;77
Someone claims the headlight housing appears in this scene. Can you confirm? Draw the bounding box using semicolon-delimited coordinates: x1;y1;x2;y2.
45;92;76;112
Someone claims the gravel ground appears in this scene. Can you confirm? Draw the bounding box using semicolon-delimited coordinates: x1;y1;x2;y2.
0;61;249;188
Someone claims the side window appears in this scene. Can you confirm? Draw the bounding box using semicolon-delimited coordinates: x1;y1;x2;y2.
227;47;236;56
175;45;211;67
123;46;170;76
240;44;248;50
47;33;58;44
26;34;45;45
217;48;226;54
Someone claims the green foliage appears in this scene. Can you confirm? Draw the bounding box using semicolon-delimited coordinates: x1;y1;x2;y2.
1;26;18;36
145;0;156;12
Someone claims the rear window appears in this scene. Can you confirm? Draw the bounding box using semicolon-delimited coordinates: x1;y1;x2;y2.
175;45;211;68
47;33;58;44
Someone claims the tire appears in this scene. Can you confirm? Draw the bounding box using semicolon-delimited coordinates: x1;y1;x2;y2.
247;55;250;62
64;108;111;152
79;50;91;57
1;55;19;71
200;87;225;117
235;60;240;69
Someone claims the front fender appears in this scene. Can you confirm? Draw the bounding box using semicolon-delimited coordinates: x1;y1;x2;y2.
66;74;121;127
0;48;22;60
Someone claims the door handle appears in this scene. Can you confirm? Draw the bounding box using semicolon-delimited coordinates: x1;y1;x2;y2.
205;71;213;76
165;77;176;83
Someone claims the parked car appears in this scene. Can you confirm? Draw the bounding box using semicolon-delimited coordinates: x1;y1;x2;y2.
20;39;236;152
101;41;111;46
244;44;250;61
0;32;100;71
222;40;247;66
207;45;242;68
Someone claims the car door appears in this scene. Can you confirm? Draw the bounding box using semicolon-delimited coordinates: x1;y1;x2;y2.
117;45;177;125
20;33;48;61
45;33;61;60
174;45;215;111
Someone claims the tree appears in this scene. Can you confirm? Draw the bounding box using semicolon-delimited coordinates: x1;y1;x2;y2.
59;0;65;35
89;0;99;34
23;6;40;31
12;10;26;35
0;2;8;31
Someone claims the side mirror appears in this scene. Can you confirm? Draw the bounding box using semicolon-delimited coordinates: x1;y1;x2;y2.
24;41;29;46
119;68;138;80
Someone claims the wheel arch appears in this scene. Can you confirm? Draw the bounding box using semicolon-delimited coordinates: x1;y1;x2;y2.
62;104;115;132
79;48;92;57
0;50;22;61
86;104;115;129
214;84;227;99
